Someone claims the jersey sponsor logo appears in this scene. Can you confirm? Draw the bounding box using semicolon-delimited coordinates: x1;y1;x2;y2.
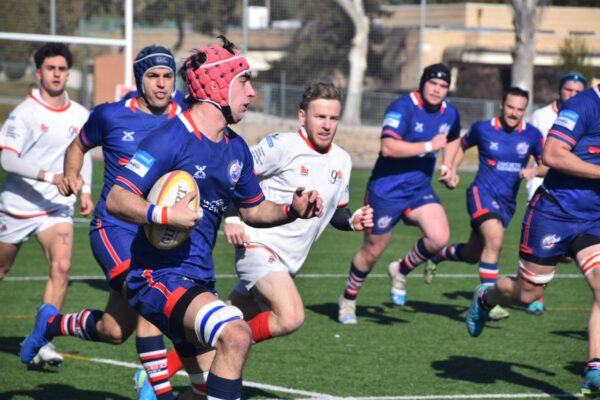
414;122;424;133
201;198;226;214
40;123;49;133
330;169;343;184
300;165;309;176
554;110;579;131
377;215;392;230
516;141;530;158
438;123;450;135
126;150;155;178
383;112;401;128
8;114;16;121
496;161;521;173
1;224;7;232
490;142;499;150
122;130;135;142
491;200;500;210
227;160;243;185
251;147;266;166
68;126;79;139
194;165;207;179
5;125;18;139
541;234;561;250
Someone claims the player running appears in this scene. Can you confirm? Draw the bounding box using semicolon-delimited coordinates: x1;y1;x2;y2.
1;43;92;368
223;81;373;342
464;84;600;398
337;63;461;323
428;87;544;321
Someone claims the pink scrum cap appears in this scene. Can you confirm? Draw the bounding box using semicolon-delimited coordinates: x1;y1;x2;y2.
183;44;250;111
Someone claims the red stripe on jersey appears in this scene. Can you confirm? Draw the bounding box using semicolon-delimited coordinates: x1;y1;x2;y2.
381;129;402;140
519;244;533;254
163;287;187;318
0;145;21;156
115;176;143;196
240;192;265;204
548;130;576;146
109;260;131;280
129;97;138;112
167;100;178;119
118;158;129;166
142;269;172;299
97;219;122;265
588;146;600;154
0;209;53;218
79;129;93;149
183;111;203;140
486;159;497;166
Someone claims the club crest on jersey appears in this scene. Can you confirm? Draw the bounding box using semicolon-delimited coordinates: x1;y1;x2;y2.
541;234;561;250
377;215;392;230
438;123;450;135
228;160;243;185
68;126;79;139
490;142;499;151
414;122;424;133
194;165;207;179
122;130;135;142
300;165;309;176
516;142;529;158
40;123;48;133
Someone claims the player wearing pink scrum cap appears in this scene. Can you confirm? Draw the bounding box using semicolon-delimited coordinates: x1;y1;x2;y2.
105;35;323;400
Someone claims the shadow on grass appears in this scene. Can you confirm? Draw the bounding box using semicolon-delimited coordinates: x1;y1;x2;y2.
552;330;587;342
442;290;475;301
305;302;409;325
432;355;575;398
565;360;586;377
173;385;289;399
82;278;110;293
0;383;130;400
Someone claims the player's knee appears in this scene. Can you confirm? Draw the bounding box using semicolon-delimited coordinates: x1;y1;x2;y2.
97;319;134;344
50;258;72;278
194;300;247;349
486;236;504;253
276;308;305;335
216;319;252;354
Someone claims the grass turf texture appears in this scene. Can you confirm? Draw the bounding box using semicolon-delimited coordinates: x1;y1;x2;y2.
0;164;589;399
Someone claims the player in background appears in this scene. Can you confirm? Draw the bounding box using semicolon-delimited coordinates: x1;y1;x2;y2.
337;63;461;324
0;42;92;368
464;85;600;398
21;45;186;400
428;87;544;321
524;71;587;315
222;81;373;344
109;36;322;400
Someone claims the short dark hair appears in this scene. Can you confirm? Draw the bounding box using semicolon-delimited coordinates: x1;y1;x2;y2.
34;42;73;69
299;81;343;112
502;86;529;103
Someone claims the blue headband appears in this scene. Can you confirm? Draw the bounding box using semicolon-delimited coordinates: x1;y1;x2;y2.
133;45;176;95
559;71;587;91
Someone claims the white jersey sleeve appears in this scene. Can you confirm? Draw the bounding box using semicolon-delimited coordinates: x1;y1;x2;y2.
250;133;288;177
0;101;33;156
526;102;557;200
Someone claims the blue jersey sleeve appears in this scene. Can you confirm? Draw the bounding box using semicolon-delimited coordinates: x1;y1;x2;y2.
461;123;480;149
381;99;410;140
448;108;461;141
79;105;107;149
232;140;264;208
548;104;584;148
532;128;544;161
114;131;176;197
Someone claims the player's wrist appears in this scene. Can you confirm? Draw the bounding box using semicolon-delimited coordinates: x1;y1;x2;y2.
43;171;55;183
147;204;169;224
348;208;363;231
225;216;242;224
424;141;433;152
284;203;300;220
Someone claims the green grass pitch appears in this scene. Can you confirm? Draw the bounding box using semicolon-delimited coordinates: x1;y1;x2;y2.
0;165;589;399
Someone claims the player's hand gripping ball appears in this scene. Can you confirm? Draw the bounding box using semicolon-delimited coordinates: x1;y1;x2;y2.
144;170;200;250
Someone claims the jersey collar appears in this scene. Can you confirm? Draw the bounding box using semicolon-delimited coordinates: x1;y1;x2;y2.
297;126;331;154
179;111;230;144
29;88;71;112
492;116;525;133
410;90;446;113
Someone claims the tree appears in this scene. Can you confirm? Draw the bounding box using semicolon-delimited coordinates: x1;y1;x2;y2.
509;0;547;95
336;0;370;125
557;36;594;82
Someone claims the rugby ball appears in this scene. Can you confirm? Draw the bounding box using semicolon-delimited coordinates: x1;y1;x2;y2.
144;170;200;250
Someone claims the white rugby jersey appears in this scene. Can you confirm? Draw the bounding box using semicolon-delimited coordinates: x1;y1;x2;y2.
526;102;558;199
240;128;353;274
0;89;89;217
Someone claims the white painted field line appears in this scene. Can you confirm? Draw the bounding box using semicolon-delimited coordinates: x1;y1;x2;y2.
4;273;583;281
67;354;583;399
